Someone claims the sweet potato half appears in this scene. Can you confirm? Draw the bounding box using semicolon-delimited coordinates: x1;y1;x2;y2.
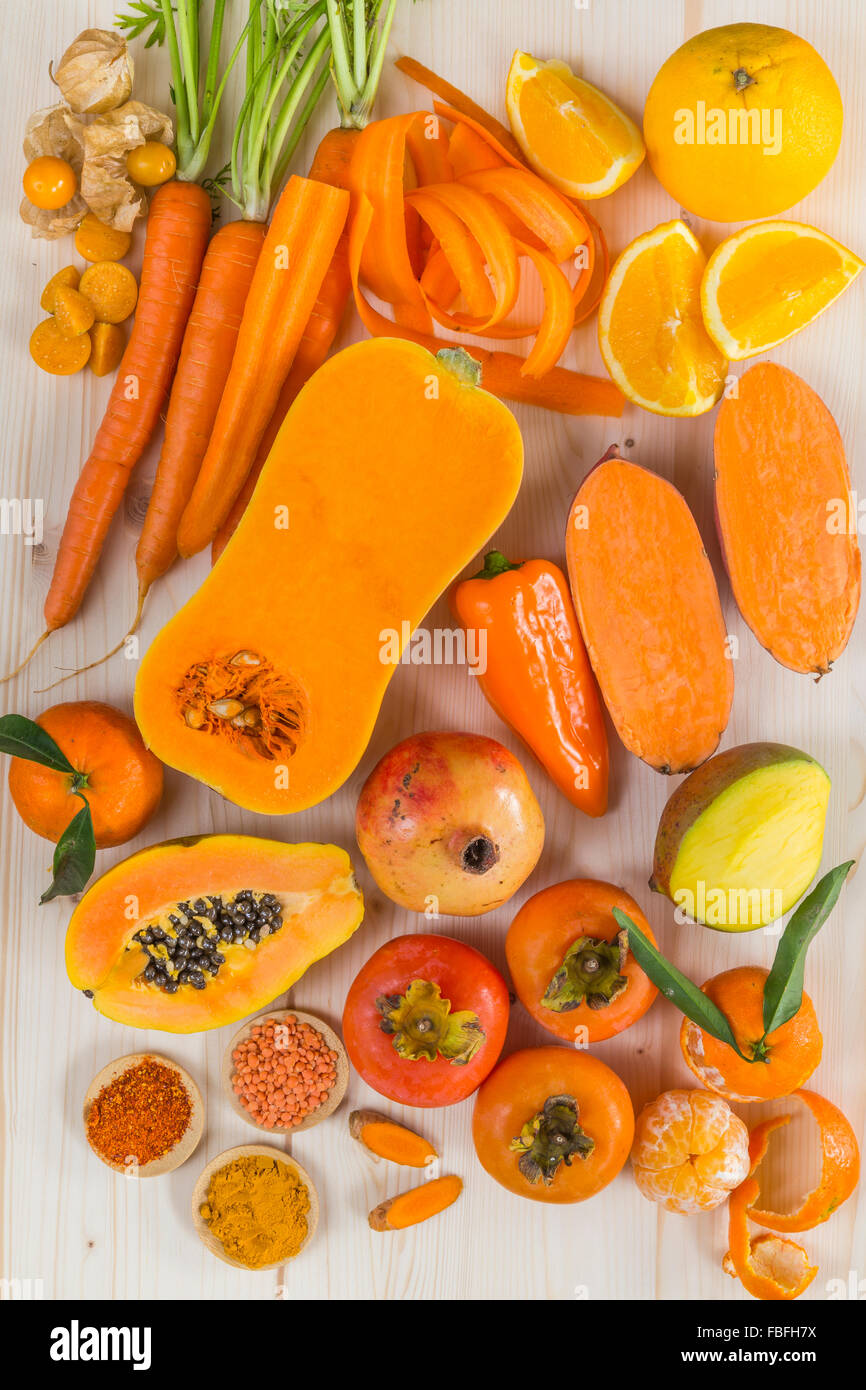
566;453;733;774
714;363;860;675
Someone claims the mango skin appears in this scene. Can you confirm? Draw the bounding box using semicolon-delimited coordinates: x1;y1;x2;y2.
650;742;830;930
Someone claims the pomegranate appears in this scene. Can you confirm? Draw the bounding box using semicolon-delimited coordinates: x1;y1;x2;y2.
355;731;544;916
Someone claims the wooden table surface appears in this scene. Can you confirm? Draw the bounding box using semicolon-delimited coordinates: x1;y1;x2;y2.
1;0;863;1302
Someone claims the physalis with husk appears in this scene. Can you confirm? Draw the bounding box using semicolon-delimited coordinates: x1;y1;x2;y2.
21;28;172;238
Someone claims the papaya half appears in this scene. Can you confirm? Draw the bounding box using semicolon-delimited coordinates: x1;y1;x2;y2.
134;338;524;814
66;834;364;1032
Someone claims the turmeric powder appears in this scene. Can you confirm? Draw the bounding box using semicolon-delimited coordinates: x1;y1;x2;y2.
200;1155;309;1268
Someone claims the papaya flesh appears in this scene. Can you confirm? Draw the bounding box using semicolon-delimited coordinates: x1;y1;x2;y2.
66;834;364;1032
134;338;524;814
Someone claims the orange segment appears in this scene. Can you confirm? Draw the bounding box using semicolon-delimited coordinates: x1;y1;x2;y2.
506;50;645;199
631;1088;749;1214
599;220;727;417
701;220;863;360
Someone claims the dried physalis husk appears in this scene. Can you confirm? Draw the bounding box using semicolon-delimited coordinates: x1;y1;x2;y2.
76;101;174;231
20;105;87;238
51;28;134;115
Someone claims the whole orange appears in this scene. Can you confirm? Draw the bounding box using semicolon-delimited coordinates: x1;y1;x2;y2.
680;966;822;1102
8;702;163;849
643;23;843;222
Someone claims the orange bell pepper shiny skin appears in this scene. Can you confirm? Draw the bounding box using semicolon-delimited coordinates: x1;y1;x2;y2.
453;551;609;816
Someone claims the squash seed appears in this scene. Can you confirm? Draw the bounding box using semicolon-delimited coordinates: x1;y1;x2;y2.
184;707;205;730
207;698;245;719
230;707;262;730
230;650;261;667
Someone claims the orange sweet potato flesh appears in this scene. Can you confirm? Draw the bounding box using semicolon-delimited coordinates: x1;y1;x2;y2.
714;363;860;675
566;455;733;773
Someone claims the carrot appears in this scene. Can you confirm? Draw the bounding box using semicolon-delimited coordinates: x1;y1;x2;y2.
349;193;624;417
176;175;350;557
395;55;524;161
210;129;359;566
45;182;212;633
131;221;266;622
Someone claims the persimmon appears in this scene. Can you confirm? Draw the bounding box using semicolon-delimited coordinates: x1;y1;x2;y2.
631;1089;749;1214
342;934;509;1108
8;702;163;849
472;1046;634;1203
506;879;658;1043
680;967;822;1103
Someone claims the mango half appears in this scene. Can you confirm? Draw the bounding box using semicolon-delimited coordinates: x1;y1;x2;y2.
650;743;830;930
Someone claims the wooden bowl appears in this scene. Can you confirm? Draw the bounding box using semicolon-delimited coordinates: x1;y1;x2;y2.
191;1144;319;1270
221;1008;349;1135
83;1052;204;1178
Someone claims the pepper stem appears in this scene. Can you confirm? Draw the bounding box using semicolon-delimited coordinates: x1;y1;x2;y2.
376;980;486;1065
473;550;522;580
542;931;629;1012
510;1095;595;1186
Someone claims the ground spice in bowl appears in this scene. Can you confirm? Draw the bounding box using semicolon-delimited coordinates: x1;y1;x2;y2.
86;1058;192;1168
199;1154;311;1268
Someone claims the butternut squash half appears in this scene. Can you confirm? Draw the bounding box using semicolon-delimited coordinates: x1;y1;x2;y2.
135;339;524;813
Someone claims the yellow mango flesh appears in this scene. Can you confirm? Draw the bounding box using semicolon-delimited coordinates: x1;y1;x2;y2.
669;759;830;929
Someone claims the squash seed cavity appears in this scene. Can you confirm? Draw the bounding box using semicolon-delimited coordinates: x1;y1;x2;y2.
128;891;285;993
174;651;306;761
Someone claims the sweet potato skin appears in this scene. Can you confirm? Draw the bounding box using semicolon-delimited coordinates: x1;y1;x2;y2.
566;454;733;774
714;363;860;675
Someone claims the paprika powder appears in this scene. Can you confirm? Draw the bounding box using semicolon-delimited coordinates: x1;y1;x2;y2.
86;1058;192;1168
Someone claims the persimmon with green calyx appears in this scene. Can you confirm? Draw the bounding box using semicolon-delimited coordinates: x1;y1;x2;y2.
651;742;831;929
506;879;658;1043
617;861;853;1101
342;934;509;1108
134;339;524;815
473;1047;634;1203
66;834;364;1033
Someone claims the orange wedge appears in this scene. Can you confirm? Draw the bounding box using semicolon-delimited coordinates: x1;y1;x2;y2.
701;220;863;360
505;50;645;199
598;220;727;416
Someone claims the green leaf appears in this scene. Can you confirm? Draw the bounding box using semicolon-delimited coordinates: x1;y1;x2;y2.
40;800;96;905
762;862;854;1036
0;714;75;775
115;1;169;48
612;908;752;1062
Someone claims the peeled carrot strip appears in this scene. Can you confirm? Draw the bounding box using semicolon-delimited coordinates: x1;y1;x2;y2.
406;113;454;186
395;55;524;160
347;112;431;330
433;100;526;170
460;167;590;264
349;196;624;417
448;121;506;176
409;195;496;319
573;202;610;325
514;241;576;378
419;246;462;312
749;1091;860;1234
407;183;518;329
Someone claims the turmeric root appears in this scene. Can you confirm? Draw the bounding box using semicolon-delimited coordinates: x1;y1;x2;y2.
369;1175;463;1231
349;1110;438;1168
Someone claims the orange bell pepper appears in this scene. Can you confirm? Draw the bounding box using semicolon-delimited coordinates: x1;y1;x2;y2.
452;551;609;816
